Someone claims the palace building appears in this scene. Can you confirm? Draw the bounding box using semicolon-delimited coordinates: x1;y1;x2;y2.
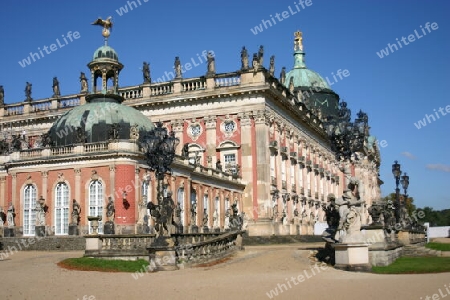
0;30;381;237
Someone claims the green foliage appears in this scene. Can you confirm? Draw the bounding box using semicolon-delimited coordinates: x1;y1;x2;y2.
372;257;450;274
419;207;450;226
426;243;450;251
381;193;416;215
59;257;149;272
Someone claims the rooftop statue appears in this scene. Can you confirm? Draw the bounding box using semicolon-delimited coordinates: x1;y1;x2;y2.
52;77;61;97
143;62;151;83
240;46;249;70
24;82;32;102
92;16;113;39
294;31;303;51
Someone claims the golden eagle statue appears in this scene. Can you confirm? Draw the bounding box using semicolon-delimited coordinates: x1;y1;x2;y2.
92;16;113;39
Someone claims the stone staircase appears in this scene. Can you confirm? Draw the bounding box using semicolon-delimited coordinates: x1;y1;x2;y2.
402;244;442;257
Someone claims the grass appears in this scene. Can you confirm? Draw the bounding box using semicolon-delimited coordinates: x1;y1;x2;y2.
372;257;450;274
425;243;450;251
58;257;149;272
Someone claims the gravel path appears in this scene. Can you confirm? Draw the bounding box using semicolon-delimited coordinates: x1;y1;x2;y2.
1;244;449;300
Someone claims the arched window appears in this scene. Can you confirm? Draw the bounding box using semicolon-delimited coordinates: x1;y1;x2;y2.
177;188;185;226
89;180;103;234
142;180;150;204
203;194;209;212
55;182;70;235
23;185;37;236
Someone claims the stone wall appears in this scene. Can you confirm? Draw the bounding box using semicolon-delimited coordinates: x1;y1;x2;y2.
0;236;85;252
369;245;403;267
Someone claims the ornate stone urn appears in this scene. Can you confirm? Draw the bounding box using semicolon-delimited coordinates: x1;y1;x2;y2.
87;216;102;234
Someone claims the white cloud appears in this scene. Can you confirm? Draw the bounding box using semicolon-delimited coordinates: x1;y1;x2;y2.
426;164;450;173
401;151;417;160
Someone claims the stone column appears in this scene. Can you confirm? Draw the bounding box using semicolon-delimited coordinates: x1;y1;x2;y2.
238;112;254;218
204;116;217;166
171;119;184;156
41;171;48;200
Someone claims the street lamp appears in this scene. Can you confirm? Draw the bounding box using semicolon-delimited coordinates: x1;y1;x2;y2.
391;160;401;224
142;121;180;236
400;172;410;216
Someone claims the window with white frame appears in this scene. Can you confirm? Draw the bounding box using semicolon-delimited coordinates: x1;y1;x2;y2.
23;184;37;236
203;194;209;212
55;182;70;235
89;180;103;234
215;196;220;216
270;155;275;178
177;188;184;226
298;166;303;188
281;159;286;181
224;153;237;173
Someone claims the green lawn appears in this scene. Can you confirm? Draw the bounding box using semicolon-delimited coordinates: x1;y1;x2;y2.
426;243;450;251
372;257;450;274
58;257;149;272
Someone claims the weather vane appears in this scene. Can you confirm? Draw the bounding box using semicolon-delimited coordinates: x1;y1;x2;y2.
294;31;303;51
92;16;113;45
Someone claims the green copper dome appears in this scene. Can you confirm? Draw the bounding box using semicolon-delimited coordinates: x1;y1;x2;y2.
284;49;340;117
93;45;119;61
48;95;154;146
284;51;331;90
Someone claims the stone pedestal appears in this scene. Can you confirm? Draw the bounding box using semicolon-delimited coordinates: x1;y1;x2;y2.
175;225;183;234
397;230;410;245
214;227;220;233
69;225;79;236
361;226;386;248
247;218;273;236
148;236;178;271
0;227;4;237
35;225;46;237
333;243;371;272
203;226;209;233
4;227;14;237
191;225;198;233
104;221;115;234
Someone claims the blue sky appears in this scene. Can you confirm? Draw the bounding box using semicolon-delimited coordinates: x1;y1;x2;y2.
0;0;449;210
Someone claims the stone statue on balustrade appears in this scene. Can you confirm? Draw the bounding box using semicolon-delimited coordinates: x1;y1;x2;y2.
206;51;215;77
71;199;81;225
52;77;61;97
240;46;249;71
80;72;88;93
181;143;189;159
174;56;182;79
173;202;182;226
334;178;366;243
258;45;264;65
7;203;15;227
0;85;4;106
321;194;340;243
137;196;148;226
0;207;5;227
24;82;32;102
104;196;115;234
279;67;286;85
190;202;197;226
213;209;219;228
224;209;230;230
143;61;151;83
269;55;275;77
35;196;47;226
252;53;259;73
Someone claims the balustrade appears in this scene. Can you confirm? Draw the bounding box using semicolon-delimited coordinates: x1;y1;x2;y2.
150;83;173;96
182;78;206;91
119;87;143;99
215;76;241;87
